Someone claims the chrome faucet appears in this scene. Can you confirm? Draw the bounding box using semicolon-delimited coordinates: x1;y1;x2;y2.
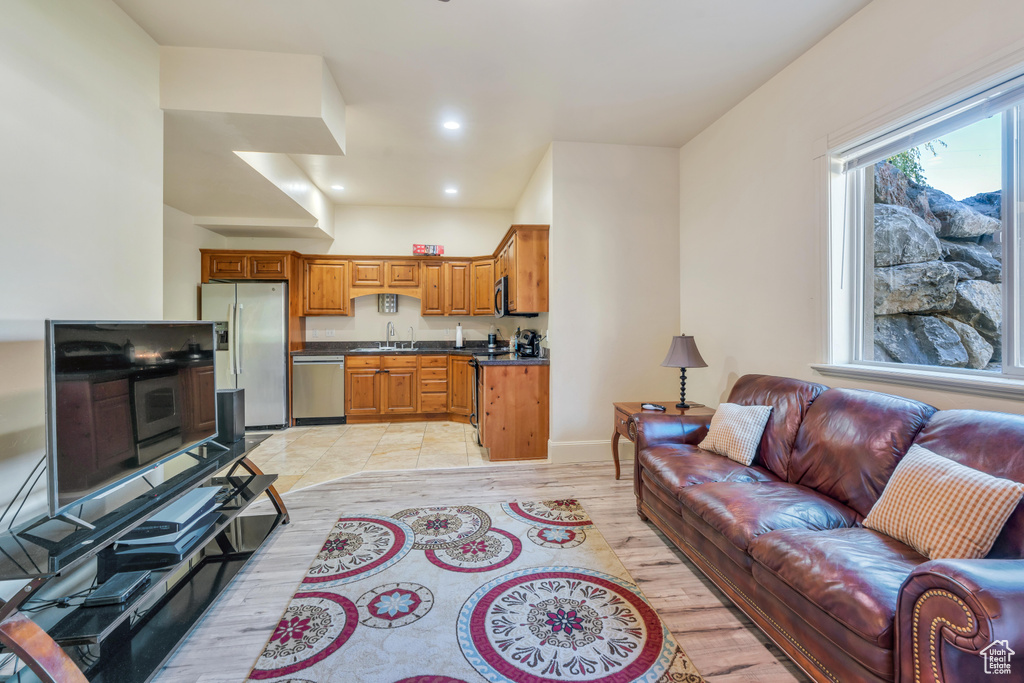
408;326;416;350
385;321;395;347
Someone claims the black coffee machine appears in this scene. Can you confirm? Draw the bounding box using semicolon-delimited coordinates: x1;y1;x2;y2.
518;329;542;357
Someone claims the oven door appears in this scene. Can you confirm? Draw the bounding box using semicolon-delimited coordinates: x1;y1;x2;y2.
494;276;508;318
132;373;182;442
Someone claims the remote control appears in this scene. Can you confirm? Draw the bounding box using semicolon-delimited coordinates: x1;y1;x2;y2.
641;403;666;411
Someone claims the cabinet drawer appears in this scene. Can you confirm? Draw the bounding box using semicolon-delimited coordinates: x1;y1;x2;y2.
420;368;448;381
382;355;417;368
419;392;448;413
386;261;420;287
615;409;632;439
93;378;128;400
345;355;380;369
420;379;448;393
419;355;447;368
209;253;248;279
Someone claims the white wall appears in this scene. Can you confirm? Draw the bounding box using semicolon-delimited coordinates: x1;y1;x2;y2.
548;142;681;462
514;145;553;225
163;205;227;320
678;0;1024;414
0;1;162;530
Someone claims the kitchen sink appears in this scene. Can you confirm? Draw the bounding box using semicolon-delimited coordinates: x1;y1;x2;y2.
348;346;415;352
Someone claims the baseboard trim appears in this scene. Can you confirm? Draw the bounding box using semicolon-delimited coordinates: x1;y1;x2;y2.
547;439;634;464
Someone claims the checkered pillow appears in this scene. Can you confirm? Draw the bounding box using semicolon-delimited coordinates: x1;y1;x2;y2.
697;403;772;466
864;444;1024;559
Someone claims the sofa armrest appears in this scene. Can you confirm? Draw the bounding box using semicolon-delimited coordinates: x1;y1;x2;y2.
630;413;713;452
896;559;1024;683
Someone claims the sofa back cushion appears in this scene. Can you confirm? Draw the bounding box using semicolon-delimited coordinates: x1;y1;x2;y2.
787;387;936;517
726;374;828;480
914;410;1024;558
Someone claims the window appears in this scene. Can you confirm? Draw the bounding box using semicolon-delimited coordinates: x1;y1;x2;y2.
824;74;1024;392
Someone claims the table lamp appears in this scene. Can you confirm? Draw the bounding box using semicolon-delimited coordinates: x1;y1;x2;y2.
661;335;707;408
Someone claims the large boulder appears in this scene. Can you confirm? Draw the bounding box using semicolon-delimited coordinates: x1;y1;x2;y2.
874;162;909;206
873;204;941;267
936;315;994;370
926;187;1001;238
962;190;1001;219
940;239;1001;283
873;314;967;367
874;261;958;315
948;261;982;281
904;180;943;232
948;280;1002;347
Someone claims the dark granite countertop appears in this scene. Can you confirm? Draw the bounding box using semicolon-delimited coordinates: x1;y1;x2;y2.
292;341;549;365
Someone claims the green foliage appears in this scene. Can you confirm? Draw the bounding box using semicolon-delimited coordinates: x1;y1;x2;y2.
885;141;947;184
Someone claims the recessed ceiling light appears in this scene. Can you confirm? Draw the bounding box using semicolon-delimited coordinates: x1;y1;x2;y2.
445;187;458;195
443;121;461;130
331;185;344;190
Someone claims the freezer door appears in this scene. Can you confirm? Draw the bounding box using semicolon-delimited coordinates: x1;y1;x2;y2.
235;282;288;427
200;283;238;390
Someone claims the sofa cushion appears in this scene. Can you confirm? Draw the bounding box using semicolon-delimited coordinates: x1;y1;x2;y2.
914;409;1024;558
678;481;860;554
864;444;1024;559
726;374;828;480
638;444;779;499
749;528;927;649
697;402;773;465
787;387;936;517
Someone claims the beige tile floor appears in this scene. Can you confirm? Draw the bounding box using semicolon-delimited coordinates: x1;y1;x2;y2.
246;421;532;493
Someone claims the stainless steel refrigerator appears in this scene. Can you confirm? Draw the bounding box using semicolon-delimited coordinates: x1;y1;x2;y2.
200;282;288;428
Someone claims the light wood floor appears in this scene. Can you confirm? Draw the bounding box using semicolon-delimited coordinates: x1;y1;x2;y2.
155;462;808;683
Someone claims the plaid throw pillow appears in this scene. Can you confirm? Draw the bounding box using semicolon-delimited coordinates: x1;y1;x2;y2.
697;403;772;466
864;444;1024;559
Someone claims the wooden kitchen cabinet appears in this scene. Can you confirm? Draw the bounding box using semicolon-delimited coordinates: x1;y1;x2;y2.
448;355;474;416
382;356;418;414
248;253;289;279
350;260;385;287
471;259;495;316
304;259;349;316
444;261;472;316
202;250;291;281
419;355;448;413
421;262;444;315
478;363;549;461
495;225;548;314
207;253;249;279
345;357;381;416
386;261;420;288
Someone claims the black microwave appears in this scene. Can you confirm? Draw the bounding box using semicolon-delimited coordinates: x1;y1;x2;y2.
494;276;537;318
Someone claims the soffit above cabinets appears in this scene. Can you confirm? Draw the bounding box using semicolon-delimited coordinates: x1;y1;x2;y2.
161;47;345;238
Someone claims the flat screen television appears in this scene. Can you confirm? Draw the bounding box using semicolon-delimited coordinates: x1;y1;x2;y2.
44;321;218;519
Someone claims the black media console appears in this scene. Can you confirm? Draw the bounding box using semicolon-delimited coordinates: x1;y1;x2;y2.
0;435;287;683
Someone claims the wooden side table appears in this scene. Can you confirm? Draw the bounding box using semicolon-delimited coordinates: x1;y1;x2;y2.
611;402;715;479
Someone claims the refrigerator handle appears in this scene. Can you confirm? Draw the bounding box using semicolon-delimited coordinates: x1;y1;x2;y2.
236;303;244;374
227;303;237;375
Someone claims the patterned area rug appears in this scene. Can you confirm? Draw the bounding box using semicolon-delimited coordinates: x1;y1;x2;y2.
246;500;704;682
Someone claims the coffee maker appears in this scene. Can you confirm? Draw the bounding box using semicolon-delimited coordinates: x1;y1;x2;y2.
517;329;542;357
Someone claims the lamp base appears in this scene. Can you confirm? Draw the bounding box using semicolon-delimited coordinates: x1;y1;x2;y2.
676;402;705;409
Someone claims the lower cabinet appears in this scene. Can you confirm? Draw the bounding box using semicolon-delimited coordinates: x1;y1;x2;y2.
341;353;474;421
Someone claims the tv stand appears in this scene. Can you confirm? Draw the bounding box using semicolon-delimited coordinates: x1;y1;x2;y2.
0;434;287;683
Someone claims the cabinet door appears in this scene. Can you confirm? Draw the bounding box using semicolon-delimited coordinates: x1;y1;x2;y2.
345;368;380;416
505;235;517;311
351;260;385;287
444;261;472;316
471;260;495;316
421;262;444;315
248;254;288;279
209;253;249;279
386;260;420;287
382;367;418;414
181;364;217;440
92;381;134;469
304;260;349;315
448;355;473;415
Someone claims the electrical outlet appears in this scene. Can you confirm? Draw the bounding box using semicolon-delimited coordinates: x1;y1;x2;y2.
326;329;335;337
311;329;319;338
444;328;450;339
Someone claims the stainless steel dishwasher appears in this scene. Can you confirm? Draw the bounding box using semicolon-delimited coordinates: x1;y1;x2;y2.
292;355;346;425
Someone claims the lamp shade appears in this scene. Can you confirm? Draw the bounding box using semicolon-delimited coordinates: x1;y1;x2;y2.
660;335;707;369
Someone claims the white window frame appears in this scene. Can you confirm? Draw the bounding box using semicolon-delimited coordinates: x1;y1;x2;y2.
814;74;1024;400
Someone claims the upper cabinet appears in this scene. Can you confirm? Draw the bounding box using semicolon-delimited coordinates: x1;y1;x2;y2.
202;250;292;281
498;225;548;314
444;261;472;316
386;261;420;288
350;260;385;287
421;262;444;315
471;259;495;316
304;259;349;316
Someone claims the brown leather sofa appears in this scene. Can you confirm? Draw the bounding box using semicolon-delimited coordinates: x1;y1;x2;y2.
632;374;1024;683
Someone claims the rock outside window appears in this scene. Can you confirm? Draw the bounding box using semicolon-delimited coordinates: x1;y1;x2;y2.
826;72;1024;388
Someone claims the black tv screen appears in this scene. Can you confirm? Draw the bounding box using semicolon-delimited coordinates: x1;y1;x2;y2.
45;321;217;517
